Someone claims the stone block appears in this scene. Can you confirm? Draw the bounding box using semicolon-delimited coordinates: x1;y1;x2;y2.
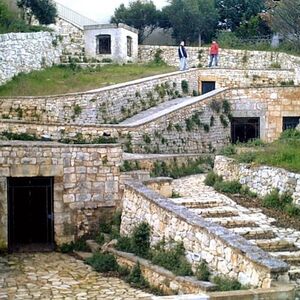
10;165;39;177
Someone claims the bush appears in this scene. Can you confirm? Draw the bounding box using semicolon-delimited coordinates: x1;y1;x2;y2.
237;151;257;163
213;180;242;194
95;233;105;245
126;262;149;288
151;242;193;276
195;261;210;281
59;242;75;253
279;129;300;140
213;275;242;291
204;171;222;187
132;222;151;258
116;236;134;253
262;189;282;209
85;252;118;273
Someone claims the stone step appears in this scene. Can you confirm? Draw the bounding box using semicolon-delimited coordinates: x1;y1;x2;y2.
180;201;221;209
195;209;239;218
206;217;258;228
229;228;277;240
270;251;300;266
254;239;299;252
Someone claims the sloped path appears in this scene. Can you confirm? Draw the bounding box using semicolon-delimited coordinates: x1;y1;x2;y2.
119;89;226;126
170;174;300;288
0;252;151;300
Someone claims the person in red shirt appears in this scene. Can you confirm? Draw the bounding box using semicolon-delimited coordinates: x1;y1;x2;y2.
208;40;219;67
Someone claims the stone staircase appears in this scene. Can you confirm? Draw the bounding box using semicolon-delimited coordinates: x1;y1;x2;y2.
170;174;300;288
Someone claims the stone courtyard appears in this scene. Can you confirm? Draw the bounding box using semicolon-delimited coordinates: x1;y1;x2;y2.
0;252;151;300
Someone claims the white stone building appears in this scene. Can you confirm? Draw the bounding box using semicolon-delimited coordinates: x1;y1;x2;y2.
83;23;138;64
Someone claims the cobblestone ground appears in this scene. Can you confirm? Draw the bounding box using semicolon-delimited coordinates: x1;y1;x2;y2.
0;252;151;300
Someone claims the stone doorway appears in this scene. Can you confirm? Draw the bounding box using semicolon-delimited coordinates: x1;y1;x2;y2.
231;117;260;143
8;177;54;252
201;81;215;94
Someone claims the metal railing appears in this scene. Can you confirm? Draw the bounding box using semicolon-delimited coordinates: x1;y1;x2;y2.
54;1;98;28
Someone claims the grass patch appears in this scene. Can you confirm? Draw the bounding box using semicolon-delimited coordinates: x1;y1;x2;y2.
0;63;176;96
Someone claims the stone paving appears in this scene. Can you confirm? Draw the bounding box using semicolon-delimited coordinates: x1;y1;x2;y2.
0;252;151;300
170;174;300;290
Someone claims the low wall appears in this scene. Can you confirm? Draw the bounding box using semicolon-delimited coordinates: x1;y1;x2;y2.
139;45;300;78
214;155;300;206
0;32;63;86
0;141;122;249
121;180;289;288
110;248;216;295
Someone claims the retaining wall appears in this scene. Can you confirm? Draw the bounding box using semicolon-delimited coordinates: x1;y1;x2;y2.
120;180;289;288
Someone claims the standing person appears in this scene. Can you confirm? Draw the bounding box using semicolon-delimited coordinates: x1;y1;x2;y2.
178;41;188;71
208;40;219;67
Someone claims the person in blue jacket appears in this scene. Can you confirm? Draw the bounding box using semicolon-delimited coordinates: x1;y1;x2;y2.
178;41;188;71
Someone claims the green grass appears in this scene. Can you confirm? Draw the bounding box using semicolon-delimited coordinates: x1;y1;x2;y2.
230;131;300;173
0;63;176;97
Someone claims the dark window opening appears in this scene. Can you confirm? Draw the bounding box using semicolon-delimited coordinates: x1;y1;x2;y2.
127;36;132;57
283;117;300;131
8;177;54;252
231;117;260;143
96;34;111;54
201;81;215;94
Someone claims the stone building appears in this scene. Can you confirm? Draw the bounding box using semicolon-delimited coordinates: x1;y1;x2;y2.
84;23;138;64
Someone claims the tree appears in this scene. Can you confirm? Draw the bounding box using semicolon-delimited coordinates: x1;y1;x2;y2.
216;0;265;31
17;0;57;25
270;0;300;47
161;0;219;44
110;0;160;43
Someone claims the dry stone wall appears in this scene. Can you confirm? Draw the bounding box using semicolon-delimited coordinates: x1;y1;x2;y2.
121;180;289;288
139;45;300;77
0;32;63;86
0;68;294;126
214;155;300;206
0;141;122;249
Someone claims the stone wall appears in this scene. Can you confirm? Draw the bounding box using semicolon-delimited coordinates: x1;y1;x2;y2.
139;45;300;78
214;155;300;206
0;141;122;249
0;32;63;86
121;180;289;288
0;68;294;125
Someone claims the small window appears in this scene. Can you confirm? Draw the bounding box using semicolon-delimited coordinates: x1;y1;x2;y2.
96;35;111;54
201;81;215;94
127;36;132;57
283;117;300;131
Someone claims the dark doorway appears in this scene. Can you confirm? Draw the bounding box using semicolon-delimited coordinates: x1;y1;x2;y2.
8;177;54;252
201;81;215;94
231;117;260;143
283;117;300;131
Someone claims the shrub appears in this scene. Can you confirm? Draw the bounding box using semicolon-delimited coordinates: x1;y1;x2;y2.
85;252;118;273
132;222;151;258
279;129;300;140
59;242;75;253
195;261;210;281
151;242;193;276
213;180;242;194
284;203;300;216
262;189;281;209
95;233;105;245
116;236;134;253
181;80;189;94
213;275;242;291
99;223;112;234
126;262;149;288
204;171;222;187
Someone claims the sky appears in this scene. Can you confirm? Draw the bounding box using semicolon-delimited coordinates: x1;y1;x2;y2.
55;0;169;23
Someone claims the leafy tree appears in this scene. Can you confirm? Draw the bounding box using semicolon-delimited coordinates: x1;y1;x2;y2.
17;0;57;25
235;15;272;39
110;0;160;43
161;0;218;44
216;0;265;31
270;0;300;47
